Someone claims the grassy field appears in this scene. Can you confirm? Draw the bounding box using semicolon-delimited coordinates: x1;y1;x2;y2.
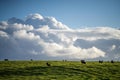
0;61;120;80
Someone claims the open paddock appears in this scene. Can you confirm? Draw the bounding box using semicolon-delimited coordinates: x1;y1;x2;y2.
0;61;120;80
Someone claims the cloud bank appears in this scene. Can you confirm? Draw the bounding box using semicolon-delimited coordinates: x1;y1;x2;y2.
0;13;120;60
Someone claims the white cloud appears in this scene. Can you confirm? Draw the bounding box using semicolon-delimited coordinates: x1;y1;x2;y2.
26;13;43;20
110;45;116;51
0;30;9;38
25;13;70;30
13;30;40;41
43;45;105;59
0;13;120;60
0;21;8;29
36;25;49;31
13;23;34;31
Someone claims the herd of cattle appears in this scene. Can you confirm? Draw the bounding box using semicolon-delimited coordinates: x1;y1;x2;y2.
46;60;115;66
80;60;114;64
3;59;115;67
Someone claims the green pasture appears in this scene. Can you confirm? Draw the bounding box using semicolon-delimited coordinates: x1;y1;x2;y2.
0;61;120;80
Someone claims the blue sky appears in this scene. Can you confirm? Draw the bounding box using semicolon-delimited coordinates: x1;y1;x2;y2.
0;0;120;60
0;0;120;29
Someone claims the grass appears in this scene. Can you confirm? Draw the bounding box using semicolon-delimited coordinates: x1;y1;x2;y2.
0;61;120;80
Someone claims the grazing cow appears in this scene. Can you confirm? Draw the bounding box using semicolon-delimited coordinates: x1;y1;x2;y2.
4;59;8;61
30;59;33;61
99;60;103;63
63;59;67;62
111;60;114;63
46;62;51;66
81;60;86;64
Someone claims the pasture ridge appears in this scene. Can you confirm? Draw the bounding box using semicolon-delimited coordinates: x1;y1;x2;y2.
0;61;120;80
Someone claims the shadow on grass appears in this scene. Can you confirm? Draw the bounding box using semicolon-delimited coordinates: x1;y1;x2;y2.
0;66;81;76
0;66;113;79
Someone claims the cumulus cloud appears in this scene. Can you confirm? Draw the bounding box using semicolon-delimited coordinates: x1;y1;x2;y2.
110;45;116;51
13;30;40;40
26;13;44;20
0;30;9;38
25;13;70;30
0;13;120;60
0;21;8;29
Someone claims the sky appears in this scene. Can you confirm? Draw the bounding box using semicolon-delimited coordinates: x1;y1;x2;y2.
0;13;120;60
0;0;120;60
0;0;120;29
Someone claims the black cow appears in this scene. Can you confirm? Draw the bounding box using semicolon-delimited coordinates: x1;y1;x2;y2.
63;59;67;62
46;62;51;66
111;60;114;63
99;60;103;63
4;59;8;61
81;60;86;64
30;59;33;61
